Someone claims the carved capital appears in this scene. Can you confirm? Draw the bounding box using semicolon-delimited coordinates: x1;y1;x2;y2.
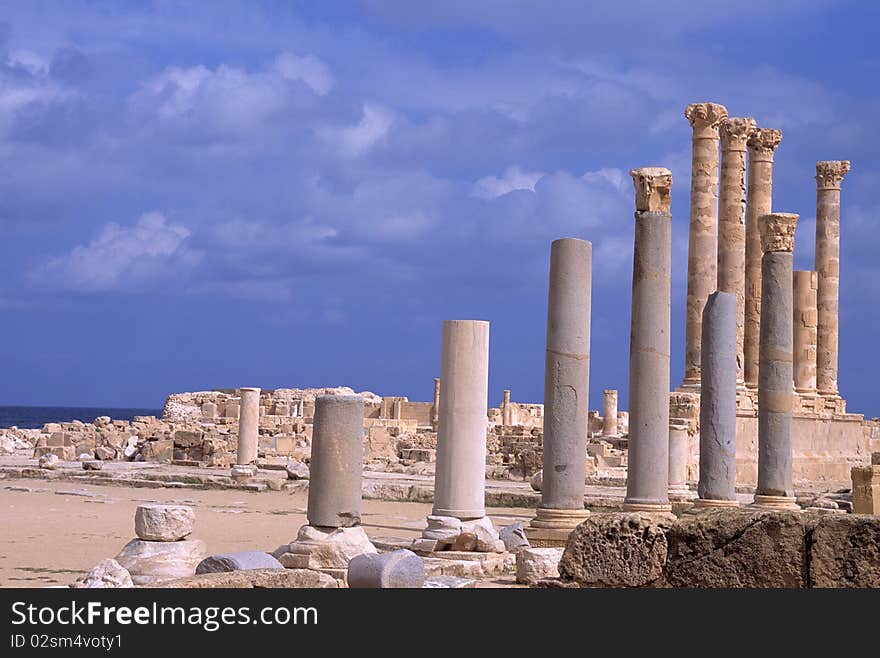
720;117;757;151
816;160;851;190
685;102;728;138
630;167;672;213
747;128;782;161
759;212;799;253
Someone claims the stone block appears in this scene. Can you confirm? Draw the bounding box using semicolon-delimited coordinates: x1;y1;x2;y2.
73;559;133;589
348;549;426;588
852;465;880;514
135;504;196;541
174;429;203;448
516;547;564;585
114;538;206;586
196;551;284;574
286;525;377;569
808;514;880;587
154;568;337;589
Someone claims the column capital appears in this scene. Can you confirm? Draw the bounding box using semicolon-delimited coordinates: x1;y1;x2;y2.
685;102;728;138
630;167;672;212
816;160;851;190
720;117;757;152
759;213;799;254
747;128;782;161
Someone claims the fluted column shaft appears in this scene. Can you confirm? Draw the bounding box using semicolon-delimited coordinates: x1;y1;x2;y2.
793;270;818;395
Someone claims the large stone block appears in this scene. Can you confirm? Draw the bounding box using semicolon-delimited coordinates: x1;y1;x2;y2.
134;504;196;542
115;538;206;586
516;547;563;585
154;568;337;589
852;466;880;515
348;549;425;588
808;514;880;588
286;525;377;570
558;512;675;587
665;509;806;588
174;429;203;448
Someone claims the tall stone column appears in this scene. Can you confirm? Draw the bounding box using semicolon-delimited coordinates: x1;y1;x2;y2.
753;212;799;510
431;320;490;520
528;238;592;544
236;387;260;465
695;291;739;507
744;128;783;388
602;389;618;437
431;377;440;428
793;270;818;395
624;168;673;512
501;389;512;426
682;102;728;388
667;420;691;499
815;160;851;398
307;395;365;528
718;117;756;386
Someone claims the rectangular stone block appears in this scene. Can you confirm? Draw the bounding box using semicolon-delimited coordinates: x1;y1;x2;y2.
273;436;295;455
173;429;204;448
852;466;880;515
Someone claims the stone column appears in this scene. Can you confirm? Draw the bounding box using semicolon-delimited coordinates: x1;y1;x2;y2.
667;420;691;499
753;212;799;510
307;394;365;527
236;387;260;465
602;389;618;437
718;117;757;386
431;320;490;520
682;102;728;388
815;160;851;397
501;389;512;426
793;270;818;395
744;128;783;388
431;377;440;428
528;238;592;542
624;168;673;512
695;291;739;507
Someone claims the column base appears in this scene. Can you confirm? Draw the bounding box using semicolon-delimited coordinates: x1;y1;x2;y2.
525;508;589;547
795;388;818;396
692;497;740;509
750;495;800;511
622;501;673;512
668;485;696;501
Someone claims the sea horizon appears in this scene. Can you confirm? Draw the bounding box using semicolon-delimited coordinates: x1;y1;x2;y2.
0;405;164;430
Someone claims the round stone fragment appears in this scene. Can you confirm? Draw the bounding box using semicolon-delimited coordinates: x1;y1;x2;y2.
134;503;196;541
114;538;206;586
196;551;283;574
347;549;426;589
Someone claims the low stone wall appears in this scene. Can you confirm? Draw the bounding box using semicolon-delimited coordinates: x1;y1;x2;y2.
551;509;880;588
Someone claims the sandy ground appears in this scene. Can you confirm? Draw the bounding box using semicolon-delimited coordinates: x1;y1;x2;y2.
0;478;534;588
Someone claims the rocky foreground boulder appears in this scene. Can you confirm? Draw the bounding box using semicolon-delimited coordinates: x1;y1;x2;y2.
553;509;880;588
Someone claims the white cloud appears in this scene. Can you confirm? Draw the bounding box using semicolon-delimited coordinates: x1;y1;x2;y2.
31;212;201;292
274;52;334;95
318;102;393;157
472;165;544;199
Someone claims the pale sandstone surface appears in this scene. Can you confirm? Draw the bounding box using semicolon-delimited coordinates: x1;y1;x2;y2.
155;568;337;589
134;503;195;541
115;538;207;586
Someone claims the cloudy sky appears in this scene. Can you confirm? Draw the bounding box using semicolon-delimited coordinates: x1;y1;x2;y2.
1;1;878;415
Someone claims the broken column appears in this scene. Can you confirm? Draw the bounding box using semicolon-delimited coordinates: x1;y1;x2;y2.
431;377;440;428
744;128;783;389
753;212;800;510
815;160;851;398
235;387;260;465
623;167;673;512
502;389;512;426
602;389;618;437
421;320;502;552
718;117;757;386
286;394;377;569
528;238;592;544
667;420;691;499
793;270;819;396
695;291;739;507
682;102;728;389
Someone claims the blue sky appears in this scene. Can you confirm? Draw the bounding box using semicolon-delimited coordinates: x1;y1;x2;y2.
1;1;879;415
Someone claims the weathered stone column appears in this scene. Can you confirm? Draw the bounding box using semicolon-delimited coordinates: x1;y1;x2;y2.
718;117;757;386
307;394;365;528
236;387;260;465
682;102;728;389
744;128;783;388
602;389;618;437
695;291;739;507
753;213;799;510
501;389;512;426
667;420;691;499
528;238;592;543
793;270;818;395
431;377;440;428
431;320;490;520
815;160;851;397
624;168;673;512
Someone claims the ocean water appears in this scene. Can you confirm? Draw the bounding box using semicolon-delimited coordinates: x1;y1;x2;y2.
0;406;162;430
